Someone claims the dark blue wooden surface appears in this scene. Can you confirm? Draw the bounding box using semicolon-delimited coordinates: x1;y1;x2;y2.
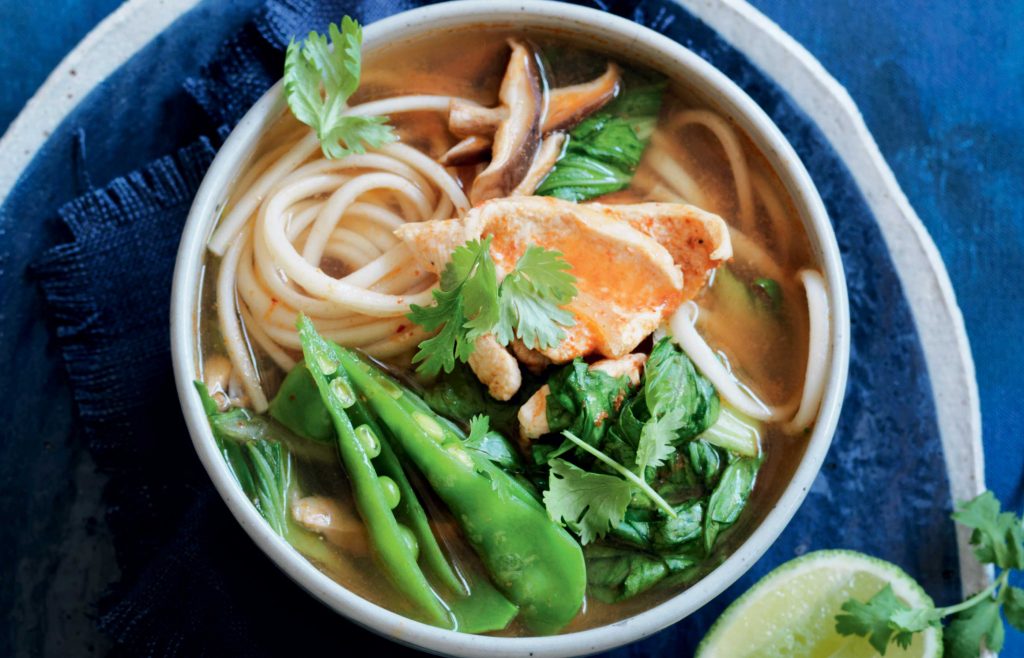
1;0;1021;655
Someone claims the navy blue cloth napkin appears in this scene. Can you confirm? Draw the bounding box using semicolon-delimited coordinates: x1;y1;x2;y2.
30;0;963;655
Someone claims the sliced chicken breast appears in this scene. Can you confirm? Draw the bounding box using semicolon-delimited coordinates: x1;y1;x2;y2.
397;196;688;364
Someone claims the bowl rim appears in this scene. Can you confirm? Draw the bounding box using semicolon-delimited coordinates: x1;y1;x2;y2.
170;1;851;655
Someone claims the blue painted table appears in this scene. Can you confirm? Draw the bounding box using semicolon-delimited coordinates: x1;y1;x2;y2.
1;0;1021;655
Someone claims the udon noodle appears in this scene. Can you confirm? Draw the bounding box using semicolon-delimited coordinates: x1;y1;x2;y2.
210;96;828;428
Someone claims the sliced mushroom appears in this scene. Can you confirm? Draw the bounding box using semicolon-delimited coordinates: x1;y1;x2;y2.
439;135;493;166
511;132;566;196
449;101;504;139
544;63;621;132
469;39;544;204
448;63;621;139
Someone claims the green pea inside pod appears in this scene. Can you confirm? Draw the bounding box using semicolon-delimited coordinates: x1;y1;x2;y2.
355;423;382;459
396;523;419;560
379;476;401;509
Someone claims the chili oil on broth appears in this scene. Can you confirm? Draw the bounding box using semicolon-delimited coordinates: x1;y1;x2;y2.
196;28;818;635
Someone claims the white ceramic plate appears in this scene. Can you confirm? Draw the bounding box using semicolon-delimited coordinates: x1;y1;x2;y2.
0;0;984;651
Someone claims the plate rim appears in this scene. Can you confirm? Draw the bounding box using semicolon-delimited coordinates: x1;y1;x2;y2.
0;0;984;601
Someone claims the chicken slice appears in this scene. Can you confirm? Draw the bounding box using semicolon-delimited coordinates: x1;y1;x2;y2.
510;339;551;374
291;496;369;557
518;353;648;441
591;352;648;386
587;202;732;300
468;334;522;401
396;196;685;364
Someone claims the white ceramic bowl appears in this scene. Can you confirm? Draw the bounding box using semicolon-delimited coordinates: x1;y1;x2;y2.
171;1;850;655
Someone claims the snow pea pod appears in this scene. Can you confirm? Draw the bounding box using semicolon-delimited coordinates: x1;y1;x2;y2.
335;346;587;634
297;318;453;628
271;351;518;633
269;366;333;443
270;363;466;595
343;376;519;633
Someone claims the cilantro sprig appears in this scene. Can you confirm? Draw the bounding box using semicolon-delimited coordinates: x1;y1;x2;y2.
543;430;677;544
836;490;1024;657
407;238;577;376
284;17;396;159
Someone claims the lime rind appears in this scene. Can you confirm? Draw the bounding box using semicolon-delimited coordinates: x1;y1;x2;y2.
696;549;943;658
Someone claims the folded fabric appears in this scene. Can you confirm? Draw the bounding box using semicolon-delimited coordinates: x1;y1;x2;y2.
27;0;962;656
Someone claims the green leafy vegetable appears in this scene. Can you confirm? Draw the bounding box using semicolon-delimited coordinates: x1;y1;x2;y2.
635;407;686;473
1005;586;1024;632
945;598;1005;656
699;406;761;458
536;84;665;202
650;501;704;551
421;362;522;436
631;339;720;475
703;457;760;552
836;490;1024;657
284;17;396;158
558;431;677;518
197;382;292;535
585;544;669;602
602;340;720;477
951;490;1024;570
545;358;632;448
407;238;577;375
602;83;665;130
463;414;522;470
643;338;720;440
494;246;577;349
584;537;703;602
835;585;919;653
408;238;495;376
544;459;633;544
752;277;783;312
686;440;724;489
195;381;344;574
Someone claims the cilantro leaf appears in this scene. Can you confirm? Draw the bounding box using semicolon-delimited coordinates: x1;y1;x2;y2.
495;246;576;349
408;240;577;373
835;584;915;655
543;458;632;544
408;239;497;375
467;414;490;445
407;288;472;375
635;407;685;473
508;246;577;302
284;17;396;159
946;597;1004;658
321;114;396;159
952;491;1024;570
832;490;1024;658
1003;586;1024;632
889;606;942;634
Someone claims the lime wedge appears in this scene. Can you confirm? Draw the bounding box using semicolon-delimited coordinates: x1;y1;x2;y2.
696;549;942;658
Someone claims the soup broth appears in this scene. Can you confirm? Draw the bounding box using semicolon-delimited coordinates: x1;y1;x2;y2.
194;25;824;636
